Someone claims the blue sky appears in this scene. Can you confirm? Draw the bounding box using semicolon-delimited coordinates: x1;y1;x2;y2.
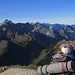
0;0;75;24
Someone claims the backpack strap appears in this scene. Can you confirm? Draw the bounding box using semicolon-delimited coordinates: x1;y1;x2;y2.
71;60;75;72
66;62;70;75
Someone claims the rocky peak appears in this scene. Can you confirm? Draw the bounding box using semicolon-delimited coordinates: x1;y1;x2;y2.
1;19;13;25
5;19;9;23
64;25;74;33
5;19;13;24
46;26;55;38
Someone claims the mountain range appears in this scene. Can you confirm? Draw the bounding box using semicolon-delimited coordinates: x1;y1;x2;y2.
0;19;75;41
0;19;75;66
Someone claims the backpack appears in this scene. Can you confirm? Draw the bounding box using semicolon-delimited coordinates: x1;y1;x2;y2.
52;50;75;75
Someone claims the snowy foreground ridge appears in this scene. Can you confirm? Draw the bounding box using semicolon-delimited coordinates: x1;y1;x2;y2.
0;68;40;75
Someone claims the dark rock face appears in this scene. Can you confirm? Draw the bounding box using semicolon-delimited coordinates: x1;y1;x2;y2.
0;41;45;66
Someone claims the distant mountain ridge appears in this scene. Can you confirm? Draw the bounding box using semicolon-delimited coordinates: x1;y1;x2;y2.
0;19;75;42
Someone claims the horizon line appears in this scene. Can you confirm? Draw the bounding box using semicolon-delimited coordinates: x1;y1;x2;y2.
0;19;75;25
